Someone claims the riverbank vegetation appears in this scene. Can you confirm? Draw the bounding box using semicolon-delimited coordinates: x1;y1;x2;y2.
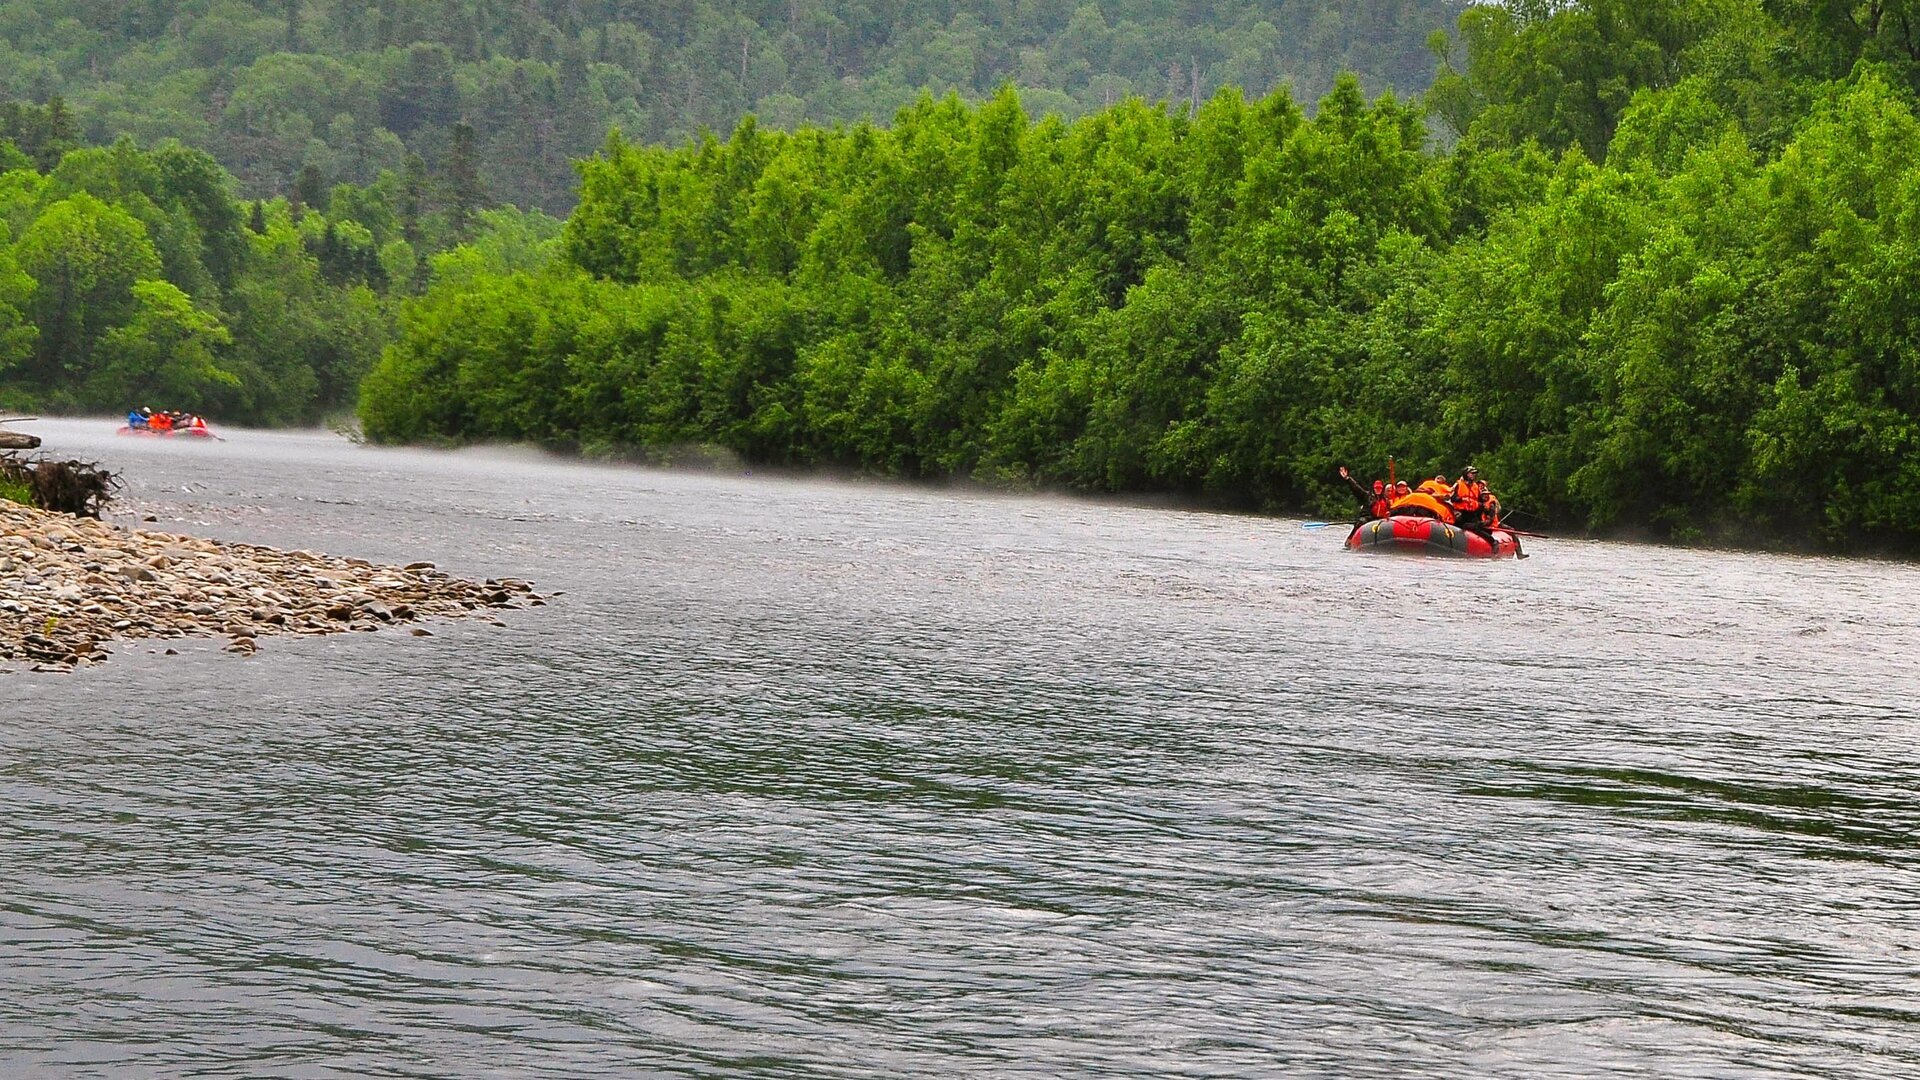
0;465;29;506
0;1;1463;213
0;112;559;424
360;1;1920;550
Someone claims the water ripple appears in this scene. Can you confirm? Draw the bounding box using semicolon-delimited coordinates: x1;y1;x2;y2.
4;419;1919;1077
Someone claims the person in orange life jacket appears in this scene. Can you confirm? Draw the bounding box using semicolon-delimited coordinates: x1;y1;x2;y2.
1417;473;1451;498
1392;480;1412;503
1481;488;1524;556
1337;466;1392;519
1451;466;1489;529
150;410;173;433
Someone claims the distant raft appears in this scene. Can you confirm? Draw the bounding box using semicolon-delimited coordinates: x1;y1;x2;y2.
1345;515;1522;559
116;424;216;440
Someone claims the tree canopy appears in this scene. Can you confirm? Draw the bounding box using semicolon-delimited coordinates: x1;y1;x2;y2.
0;105;562;423
0;0;1468;212
10;0;1920;553
358;1;1920;553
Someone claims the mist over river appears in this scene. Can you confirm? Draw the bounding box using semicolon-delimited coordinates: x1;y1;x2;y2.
5;418;1919;1078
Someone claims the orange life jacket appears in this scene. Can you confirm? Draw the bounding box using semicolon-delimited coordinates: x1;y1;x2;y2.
1452;479;1484;512
1390;491;1456;524
151;413;173;432
1417;479;1451;498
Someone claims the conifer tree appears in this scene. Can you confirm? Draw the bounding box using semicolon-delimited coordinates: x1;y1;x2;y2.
446;121;485;241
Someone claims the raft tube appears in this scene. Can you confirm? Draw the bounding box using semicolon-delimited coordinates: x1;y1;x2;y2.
117;426;216;439
1345;514;1522;559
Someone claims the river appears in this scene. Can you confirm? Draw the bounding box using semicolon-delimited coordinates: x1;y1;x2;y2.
4;419;1918;1078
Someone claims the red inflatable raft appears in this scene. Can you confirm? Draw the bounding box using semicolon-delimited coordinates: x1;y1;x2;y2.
1345;514;1523;558
117;425;216;439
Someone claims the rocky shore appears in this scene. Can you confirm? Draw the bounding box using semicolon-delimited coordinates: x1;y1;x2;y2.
2;499;539;672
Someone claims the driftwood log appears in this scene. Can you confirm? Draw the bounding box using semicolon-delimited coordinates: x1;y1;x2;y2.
0;417;39;450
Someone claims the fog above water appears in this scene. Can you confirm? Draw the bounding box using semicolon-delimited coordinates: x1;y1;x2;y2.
5;417;1918;1078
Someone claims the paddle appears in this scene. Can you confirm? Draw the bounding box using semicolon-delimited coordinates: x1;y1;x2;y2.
1301;521;1341;530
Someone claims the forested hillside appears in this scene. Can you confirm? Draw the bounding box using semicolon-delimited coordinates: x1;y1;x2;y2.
0;1;1466;212
363;1;1920;551
0;100;559;424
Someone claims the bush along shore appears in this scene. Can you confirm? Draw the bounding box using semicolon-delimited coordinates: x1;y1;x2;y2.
1;498;540;672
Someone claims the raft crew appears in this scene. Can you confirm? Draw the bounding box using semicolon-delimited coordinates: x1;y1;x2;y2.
1341;463;1515;539
123;407;210;434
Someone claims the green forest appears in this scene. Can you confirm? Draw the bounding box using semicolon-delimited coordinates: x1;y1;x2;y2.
10;0;1920;549
0;99;558;423
0;1;1464;212
361;0;1920;550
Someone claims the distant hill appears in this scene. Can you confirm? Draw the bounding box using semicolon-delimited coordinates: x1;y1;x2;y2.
0;1;1468;211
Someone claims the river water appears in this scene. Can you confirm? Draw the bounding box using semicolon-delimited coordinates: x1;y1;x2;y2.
4;419;1918;1078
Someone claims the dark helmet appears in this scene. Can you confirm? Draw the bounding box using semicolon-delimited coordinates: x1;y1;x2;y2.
1464;465;1479;477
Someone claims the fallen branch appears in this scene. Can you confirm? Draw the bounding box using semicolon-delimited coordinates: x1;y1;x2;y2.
0;454;118;517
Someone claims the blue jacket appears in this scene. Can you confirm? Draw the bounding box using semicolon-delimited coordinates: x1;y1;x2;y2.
127;410;147;427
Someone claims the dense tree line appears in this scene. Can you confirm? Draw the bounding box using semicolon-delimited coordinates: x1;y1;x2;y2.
0;102;559;422
0;1;1466;213
362;1;1920;550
